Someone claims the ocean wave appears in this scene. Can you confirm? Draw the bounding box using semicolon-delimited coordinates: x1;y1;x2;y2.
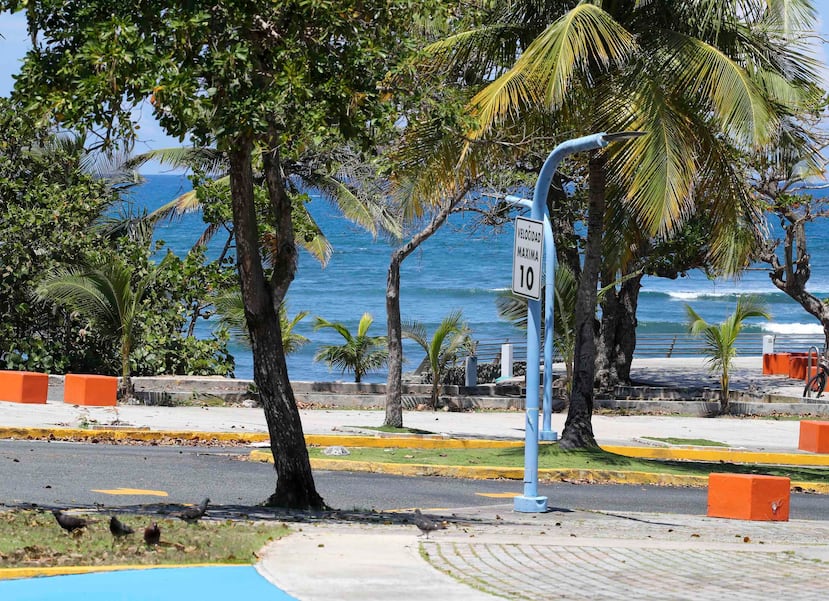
641;290;828;303
762;322;825;334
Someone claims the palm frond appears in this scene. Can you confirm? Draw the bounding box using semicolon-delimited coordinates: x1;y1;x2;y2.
665;32;775;146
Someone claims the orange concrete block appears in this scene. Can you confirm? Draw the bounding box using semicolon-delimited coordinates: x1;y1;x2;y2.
707;473;790;521
798;420;829;454
63;374;118;406
0;370;48;404
763;353;791;376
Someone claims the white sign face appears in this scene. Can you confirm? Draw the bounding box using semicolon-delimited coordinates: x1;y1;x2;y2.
512;217;543;300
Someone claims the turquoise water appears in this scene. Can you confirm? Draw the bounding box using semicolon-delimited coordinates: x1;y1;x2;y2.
129;175;829;381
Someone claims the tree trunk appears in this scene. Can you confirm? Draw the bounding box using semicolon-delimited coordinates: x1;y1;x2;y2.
595;272;642;391
613;275;642;384
560;155;605;449
762;209;829;352
384;252;404;427
549;172;581;279
228;136;324;510
383;186;469;428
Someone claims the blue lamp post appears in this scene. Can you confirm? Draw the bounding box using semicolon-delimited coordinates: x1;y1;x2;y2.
513;131;644;514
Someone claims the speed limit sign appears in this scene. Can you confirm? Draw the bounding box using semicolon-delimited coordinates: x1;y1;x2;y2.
512;216;543;300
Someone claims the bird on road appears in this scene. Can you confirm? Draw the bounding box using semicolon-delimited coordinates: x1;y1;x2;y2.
413;509;445;539
144;522;161;545
178;497;210;524
109;515;134;539
52;509;87;534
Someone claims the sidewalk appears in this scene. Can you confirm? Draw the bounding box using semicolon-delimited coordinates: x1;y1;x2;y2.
258;503;829;601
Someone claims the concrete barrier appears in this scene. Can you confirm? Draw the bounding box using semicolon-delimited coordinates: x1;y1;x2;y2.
707;473;790;521
63;374;118;406
0;371;48;404
798;420;829;453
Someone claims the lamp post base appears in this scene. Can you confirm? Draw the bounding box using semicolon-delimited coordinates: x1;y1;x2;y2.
539;430;557;442
513;495;548;513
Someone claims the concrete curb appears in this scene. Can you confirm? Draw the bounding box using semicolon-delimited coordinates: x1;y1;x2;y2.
0;427;520;449
0;563;239;581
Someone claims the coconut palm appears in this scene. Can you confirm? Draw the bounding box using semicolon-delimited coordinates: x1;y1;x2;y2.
686;296;770;413
402;310;471;409
313;313;388;383
127;145;400;265
34;256;166;399
213;290;310;355
428;0;821;447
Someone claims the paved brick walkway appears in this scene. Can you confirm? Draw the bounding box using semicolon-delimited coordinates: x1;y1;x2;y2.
431;541;827;600
259;507;829;601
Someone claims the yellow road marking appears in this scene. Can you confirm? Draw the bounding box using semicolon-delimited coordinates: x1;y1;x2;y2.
475;492;519;498
91;488;168;497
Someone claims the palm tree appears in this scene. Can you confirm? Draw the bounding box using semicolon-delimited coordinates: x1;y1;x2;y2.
213;290;310;355
686;296;770;413
402;310;471;409
428;0;821;447
313;313;388;383
35;256;164;399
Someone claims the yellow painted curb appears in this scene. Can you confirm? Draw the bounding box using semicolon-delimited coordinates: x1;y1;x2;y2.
248;451;829;494
0;427;518;449
0;427;269;444
0;563;240;581
603;445;829;467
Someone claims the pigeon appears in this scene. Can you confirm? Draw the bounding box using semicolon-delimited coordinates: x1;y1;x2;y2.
178;498;209;524
109;515;134;538
413;509;444;539
143;522;161;545
52;509;87;533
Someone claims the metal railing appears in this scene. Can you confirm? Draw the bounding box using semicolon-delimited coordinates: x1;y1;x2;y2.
472;333;826;363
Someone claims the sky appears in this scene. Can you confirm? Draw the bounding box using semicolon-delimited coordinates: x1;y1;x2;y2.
1;4;829;174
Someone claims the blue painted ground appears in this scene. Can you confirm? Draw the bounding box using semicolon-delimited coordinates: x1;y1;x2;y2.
0;565;297;600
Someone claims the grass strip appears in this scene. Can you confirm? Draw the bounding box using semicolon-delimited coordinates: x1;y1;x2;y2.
640;437;728;447
307;444;829;484
0;510;288;570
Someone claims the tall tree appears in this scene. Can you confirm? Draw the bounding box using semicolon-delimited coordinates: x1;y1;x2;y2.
429;0;822;446
5;1;441;508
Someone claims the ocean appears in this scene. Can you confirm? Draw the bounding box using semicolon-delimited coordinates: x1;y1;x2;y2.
128;174;829;382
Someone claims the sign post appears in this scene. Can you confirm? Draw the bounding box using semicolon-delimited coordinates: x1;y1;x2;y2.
512;217;543;300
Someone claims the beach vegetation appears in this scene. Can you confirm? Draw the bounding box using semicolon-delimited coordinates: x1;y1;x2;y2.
402;310;472;409
313;313;388;384
35;256;162;399
686;296;771;413
430;1;823;448
214;290;309;355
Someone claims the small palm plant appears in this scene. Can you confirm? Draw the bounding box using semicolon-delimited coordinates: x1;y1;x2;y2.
213;290;310;354
686;296;770;413
35;256;163;399
402;310;471;409
313;313;388;383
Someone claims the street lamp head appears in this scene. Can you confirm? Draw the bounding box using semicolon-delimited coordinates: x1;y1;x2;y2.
601;131;647;143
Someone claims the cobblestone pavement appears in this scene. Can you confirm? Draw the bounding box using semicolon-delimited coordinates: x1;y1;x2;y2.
420;507;829;601
260;505;829;601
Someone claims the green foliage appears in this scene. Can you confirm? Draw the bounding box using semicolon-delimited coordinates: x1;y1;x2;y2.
402;310;471;407
313;313;388;383
0;98;117;373
686;296;771;409
214;289;309;356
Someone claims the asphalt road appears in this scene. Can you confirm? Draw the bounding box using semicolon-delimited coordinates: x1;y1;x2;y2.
0;440;827;520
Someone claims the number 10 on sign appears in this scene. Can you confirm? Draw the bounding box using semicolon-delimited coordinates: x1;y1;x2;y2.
512;216;543;300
